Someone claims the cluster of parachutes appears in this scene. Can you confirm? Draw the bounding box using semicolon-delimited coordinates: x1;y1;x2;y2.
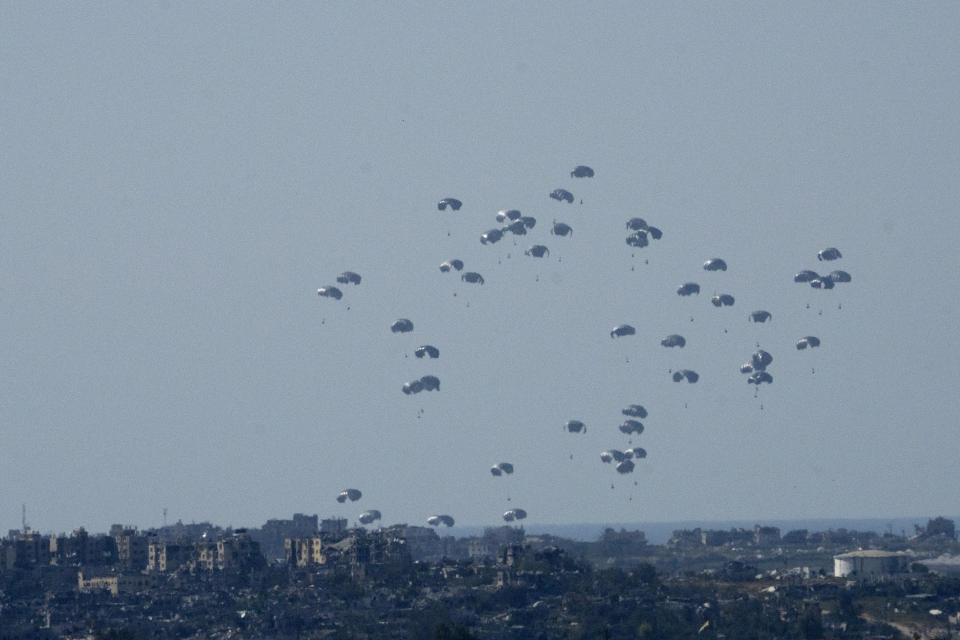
740;349;774;385
625;217;664;249
597;403;652;478
317;270;362;302
794;248;851;290
318;162;857;531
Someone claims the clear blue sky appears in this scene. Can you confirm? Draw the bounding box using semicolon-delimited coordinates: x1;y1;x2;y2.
2;2;959;535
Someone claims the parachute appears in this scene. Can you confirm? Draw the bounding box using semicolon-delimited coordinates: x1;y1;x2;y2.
565;420;586;433
402;380;425;395
427;514;455;527
495;209;522;223
520;216;537;230
414;345;440;359
739;363;754;374
794;270;819;283
646;226;663;240
358;510;382;525
810;277;834;289
317;286;343;300
626;218;648;231
711;294;735;307
677;283;700;296
503;508;527;522
480;229;504;245
818;247;842;261
600;449;625;463
419;375;440;391
619;420;644;435
748;371;773;385
703;258;727;272
751;350;773;370
439;259;465;272
661;334;686;348
336;488;362;503
672;369;699;383
829;270;851;283
336;271;362;285
391;318;414;333
437;198;462;211
611;324;636;338
796;336;821;350
504;220;527;235
625;447;647;459
622;404;648;419
616;460;635;474
551;221;573;237
626;231;649;248
550;188;574;203
570;165;595;178
525;245;550;258
749;310;772;323
496;462;514;474
462;272;485;285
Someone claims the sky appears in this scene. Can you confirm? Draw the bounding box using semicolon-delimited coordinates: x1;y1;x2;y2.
2;2;959;535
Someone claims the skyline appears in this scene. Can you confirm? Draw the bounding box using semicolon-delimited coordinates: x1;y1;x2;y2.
2;2;959;534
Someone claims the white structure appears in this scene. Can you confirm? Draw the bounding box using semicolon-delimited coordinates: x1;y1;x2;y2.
834;550;911;578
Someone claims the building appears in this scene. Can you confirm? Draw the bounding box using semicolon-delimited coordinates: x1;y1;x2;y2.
77;570;154;596
147;542;191;573
834;550;911;578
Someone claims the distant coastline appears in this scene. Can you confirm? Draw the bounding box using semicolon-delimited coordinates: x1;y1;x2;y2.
444;516;960;545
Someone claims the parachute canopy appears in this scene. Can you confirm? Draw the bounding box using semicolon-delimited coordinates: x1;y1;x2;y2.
496;209;522;223
565;420;586;433
829;270;852;283
626;218;648;231
796;336;821;350
711;294;735;307
551;221;573;237
619;420;644;435
672;369;699;383
503;508;527;522
480;229;503;245
749;310;772;323
437;198;462;211
677;282;700;296
748;371;773;385
622;404;648;419
625;447;647;459
794;270;819;283
317;286;343;300
336;488;362;503
600;449;624;463
550;188;574;203
611;324;636;338
703;258;727;272
440;259;465;272
818;247;842;261
358;510;382;525
661;334;686;348
570;165;595;178
616;460;635;474
751;350;773;370
391;318;414;333
462;271;485;285
336;271;362;285
525;245;550;258
414;345;440;359
427;514;455;527
626;231;648;248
